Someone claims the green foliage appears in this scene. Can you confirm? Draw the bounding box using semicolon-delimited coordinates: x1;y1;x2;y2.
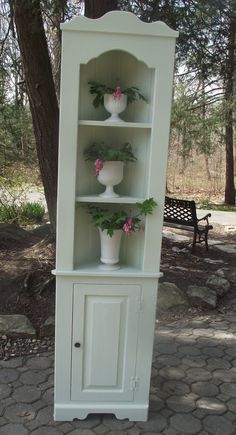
198;198;236;212
87;206;129;237
0;205;19;224
0;162;44;225
136;198;158;216
0;103;35;163
171;80;225;158
88;81;147;108
84;198;157;237
0;202;45;225
0;163;42;192
84;142;136;162
20;202;45;223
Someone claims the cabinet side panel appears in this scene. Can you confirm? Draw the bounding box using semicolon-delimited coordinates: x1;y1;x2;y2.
54;278;73;402
135;280;158;403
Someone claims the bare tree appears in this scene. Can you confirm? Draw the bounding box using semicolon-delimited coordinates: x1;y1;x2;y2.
84;0;118;18
12;0;59;233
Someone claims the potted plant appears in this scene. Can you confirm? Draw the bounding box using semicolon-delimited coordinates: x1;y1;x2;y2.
88;81;147;122
84;198;157;269
84;142;137;198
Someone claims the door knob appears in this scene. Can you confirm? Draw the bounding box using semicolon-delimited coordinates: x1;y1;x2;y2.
74;342;81;348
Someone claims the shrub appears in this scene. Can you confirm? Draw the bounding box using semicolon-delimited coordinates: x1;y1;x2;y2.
0;204;19;223
20;202;45;224
0;202;45;225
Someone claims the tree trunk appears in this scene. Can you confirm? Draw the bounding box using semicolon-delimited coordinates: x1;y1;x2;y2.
85;0;118;18
224;3;236;205
13;0;59;233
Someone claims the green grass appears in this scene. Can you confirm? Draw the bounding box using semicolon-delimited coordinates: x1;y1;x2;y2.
198;198;236;212
0;202;45;225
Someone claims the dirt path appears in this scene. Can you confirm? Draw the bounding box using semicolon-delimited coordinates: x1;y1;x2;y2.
0;223;235;333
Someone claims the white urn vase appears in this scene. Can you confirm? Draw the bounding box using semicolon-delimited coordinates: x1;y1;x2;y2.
99;228;122;270
97;161;124;198
104;93;127;122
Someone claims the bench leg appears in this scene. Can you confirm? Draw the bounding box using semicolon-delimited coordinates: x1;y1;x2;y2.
204;230;209;251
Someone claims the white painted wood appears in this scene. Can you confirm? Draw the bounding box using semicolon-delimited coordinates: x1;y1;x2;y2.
54;402;148;421
79;120;151;128
76;195;146;203
52;267;163;278
55;10;177;422
54;278;73;403
61;11;178;38
71;283;140;401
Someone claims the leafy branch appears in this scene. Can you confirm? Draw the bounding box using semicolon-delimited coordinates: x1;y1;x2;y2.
88;81;147;108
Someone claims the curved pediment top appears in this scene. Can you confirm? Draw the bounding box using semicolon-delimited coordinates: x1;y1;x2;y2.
61;11;178;38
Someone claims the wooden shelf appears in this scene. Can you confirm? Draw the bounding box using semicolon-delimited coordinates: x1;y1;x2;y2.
76;195;146;204
79;120;152;129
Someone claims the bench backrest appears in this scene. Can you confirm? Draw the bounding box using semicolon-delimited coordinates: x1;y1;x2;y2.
164;196;197;227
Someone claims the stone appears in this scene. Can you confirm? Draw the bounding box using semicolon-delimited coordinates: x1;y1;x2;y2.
204;258;224;264
227;398;236;413
42;387;54;405
20;370;47;385
0;423;28;435
154;355;181;368
182;356;206;368
185;367;212;382
178;345;201;356
220;383;236;397
196;397;226;414
215;244;236;254
224;269;236;286
167;395;196;413
162;229;190;242
103;415;133;430
206;275;230;297
162;380;190;396
34;406;54;425
170;414;202;434
31;428;63;435
137;413;167;432
70;415;101;430
186;286;217;309
213;369;236;382
26;356;52;370
158;282;189;310
0;368;19;384
4;403;35;423
39;316;55;338
0;384;11;400
207;358;231;370
159;367;185;380
191;382;219;397
203;415;235;435
0;315;35;337
12;385;41;403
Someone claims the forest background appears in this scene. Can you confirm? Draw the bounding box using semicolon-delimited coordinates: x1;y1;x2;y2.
0;0;235;235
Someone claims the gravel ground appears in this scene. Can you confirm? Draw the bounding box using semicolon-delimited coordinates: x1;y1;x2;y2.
0;335;54;360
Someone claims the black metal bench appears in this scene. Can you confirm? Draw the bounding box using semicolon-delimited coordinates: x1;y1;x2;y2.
163;196;213;251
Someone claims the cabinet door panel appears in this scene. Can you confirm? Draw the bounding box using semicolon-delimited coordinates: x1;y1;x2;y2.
71;283;141;402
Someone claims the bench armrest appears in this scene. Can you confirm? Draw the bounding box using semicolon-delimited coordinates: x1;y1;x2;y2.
197;213;211;225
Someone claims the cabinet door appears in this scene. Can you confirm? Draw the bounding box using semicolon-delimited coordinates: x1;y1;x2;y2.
71;283;141;402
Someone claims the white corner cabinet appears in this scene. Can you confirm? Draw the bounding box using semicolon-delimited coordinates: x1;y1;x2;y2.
53;11;177;422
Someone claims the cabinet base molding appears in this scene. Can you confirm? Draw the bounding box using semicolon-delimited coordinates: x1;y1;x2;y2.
54;402;148;421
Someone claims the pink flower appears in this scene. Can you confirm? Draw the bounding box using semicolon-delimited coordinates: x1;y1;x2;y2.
123;217;133;236
113;86;122;99
95;159;104;176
